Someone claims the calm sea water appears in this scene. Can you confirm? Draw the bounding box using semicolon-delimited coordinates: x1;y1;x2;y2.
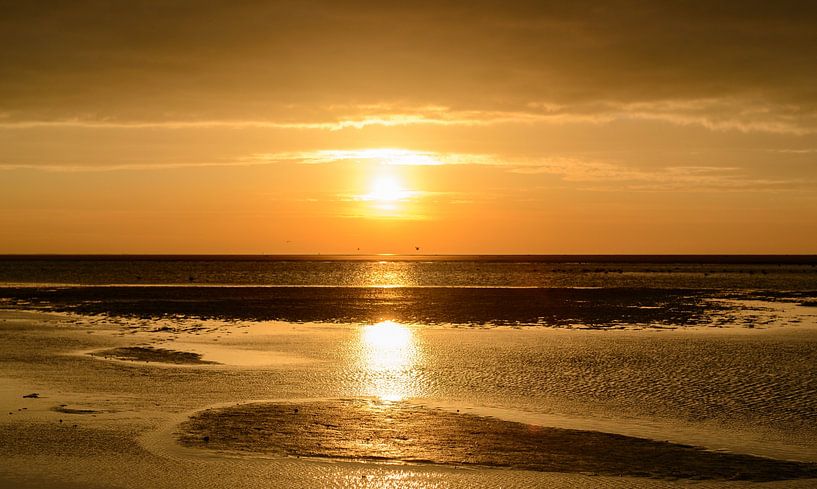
2;256;816;326
1;255;816;289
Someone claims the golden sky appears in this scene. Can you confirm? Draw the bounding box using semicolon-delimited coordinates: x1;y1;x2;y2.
1;1;816;254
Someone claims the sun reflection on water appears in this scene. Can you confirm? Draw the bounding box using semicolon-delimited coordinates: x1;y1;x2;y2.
359;260;413;287
360;320;420;402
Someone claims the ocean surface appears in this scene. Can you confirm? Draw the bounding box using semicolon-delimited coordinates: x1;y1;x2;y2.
1;255;816;327
1;255;817;288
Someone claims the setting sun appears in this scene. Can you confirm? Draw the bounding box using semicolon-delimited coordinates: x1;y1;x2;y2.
367;176;405;202
356;173;420;216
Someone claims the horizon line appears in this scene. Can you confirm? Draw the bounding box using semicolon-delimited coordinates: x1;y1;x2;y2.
1;253;816;264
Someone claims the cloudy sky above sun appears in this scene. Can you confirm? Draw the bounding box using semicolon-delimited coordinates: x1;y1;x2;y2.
1;1;817;254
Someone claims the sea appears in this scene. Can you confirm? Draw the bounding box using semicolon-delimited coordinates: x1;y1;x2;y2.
1;254;816;288
0;255;816;327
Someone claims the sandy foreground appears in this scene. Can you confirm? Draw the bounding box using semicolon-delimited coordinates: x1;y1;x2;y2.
1;307;816;488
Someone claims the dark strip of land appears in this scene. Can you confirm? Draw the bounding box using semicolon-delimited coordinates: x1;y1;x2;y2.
0;286;718;327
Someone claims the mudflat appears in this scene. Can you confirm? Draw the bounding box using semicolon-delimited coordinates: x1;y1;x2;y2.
1;306;816;488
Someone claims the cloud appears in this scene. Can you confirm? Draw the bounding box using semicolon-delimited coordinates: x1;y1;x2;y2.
1;1;817;134
248;148;498;166
511;160;799;192
2;145;807;194
0;160;268;173
1;99;815;135
250;149;809;193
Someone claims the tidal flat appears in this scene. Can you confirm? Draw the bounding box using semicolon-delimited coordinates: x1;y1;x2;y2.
0;299;816;488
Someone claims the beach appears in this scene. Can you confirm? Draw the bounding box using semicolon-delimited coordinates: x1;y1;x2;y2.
1;276;816;488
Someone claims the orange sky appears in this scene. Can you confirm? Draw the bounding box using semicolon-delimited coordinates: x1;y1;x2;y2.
1;2;816;254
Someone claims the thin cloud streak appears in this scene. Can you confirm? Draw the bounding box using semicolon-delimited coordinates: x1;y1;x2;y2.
1;149;805;194
0;161;268;173
2;98;816;134
1;142;809;196
248;149;497;167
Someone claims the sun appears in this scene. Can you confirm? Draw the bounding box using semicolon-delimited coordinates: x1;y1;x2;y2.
368;175;404;202
353;168;423;219
358;174;415;212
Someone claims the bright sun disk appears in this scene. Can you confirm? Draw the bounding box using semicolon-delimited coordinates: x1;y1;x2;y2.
369;176;403;202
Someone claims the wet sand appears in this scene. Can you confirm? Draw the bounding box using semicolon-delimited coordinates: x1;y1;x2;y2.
4;285;815;327
0;308;816;488
177;399;817;481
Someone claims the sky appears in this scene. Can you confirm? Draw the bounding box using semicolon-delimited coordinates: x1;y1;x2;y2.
1;1;817;254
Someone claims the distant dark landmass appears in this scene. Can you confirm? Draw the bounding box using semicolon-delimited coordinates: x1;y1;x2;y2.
1;285;814;328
